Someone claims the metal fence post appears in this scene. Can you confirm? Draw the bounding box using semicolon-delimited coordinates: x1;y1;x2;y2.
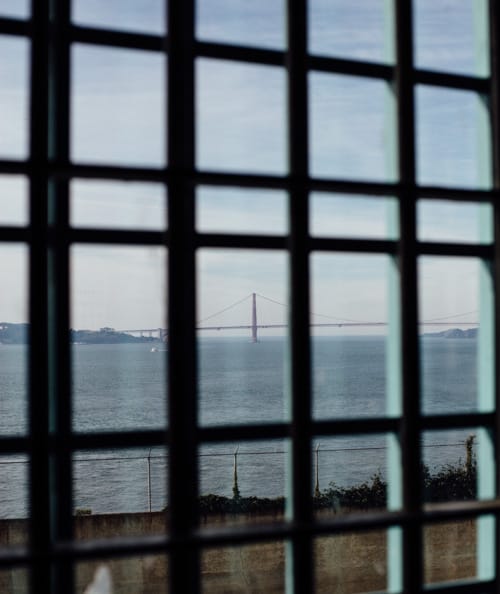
232;447;240;499
147;448;152;512
314;443;320;497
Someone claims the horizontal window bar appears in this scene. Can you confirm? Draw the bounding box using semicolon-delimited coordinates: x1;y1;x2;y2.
196;233;286;250
28;394;491;453
415;68;489;93
1;503;497;567
417;186;498;202
196;40;284;67
70;24;166;52
48;163;169;183
309;55;393;80
68;228;168;246
0;160;29;176
0;545;29;568
199;423;289;443
3;162;498;204
417;242;494;258
195;500;500;543
314;418;400;435
0;17;30;36
195;171;288;190
310;237;398;254
0;228;30;242
421;412;496;430
66;430;169;451
0;436;30;454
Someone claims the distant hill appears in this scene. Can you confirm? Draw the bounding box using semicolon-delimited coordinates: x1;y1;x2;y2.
0;323;157;345
0;323;28;344
71;329;156;344
423;328;477;339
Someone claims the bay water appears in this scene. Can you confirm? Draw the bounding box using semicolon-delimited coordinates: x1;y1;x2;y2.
0;336;478;517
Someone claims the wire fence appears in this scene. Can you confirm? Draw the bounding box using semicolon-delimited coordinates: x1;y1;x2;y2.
0;439;475;517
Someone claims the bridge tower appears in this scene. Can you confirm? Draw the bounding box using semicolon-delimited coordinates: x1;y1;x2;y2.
251;292;258;343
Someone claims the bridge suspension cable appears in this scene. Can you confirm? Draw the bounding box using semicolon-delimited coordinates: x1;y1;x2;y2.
421;310;478;323
199;292;479;328
256;292;378;325
197;293;253;325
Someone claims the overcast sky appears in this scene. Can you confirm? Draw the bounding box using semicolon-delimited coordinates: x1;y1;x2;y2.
0;0;491;334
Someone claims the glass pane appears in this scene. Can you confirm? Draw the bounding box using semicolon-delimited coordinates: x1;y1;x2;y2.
416;86;491;189
313;435;393;516
311;253;390;420
202;542;285;593
0;568;28;594
199;440;288;529
414;0;489;77
71;245;167;432
424;520;477;585
71;44;166;167
421;430;482;504
196;59;287;174
72;0;166;35
315;531;388;593
0;176;28;226
196;186;287;235
0;36;29;160
76;555;169;594
197;0;285;50
309;73;396;182
0;245;28;436
310;193;398;239
73;447;168;531
0;454;28;523
419;257;480;414
418;200;492;244
71;179;167;230
0;0;29;19
197;250;288;427
309;0;394;64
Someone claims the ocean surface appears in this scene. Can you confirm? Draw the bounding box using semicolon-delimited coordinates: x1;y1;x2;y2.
0;336;479;517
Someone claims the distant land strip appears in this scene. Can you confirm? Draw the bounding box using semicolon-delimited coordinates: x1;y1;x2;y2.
0;323;157;345
0;323;479;345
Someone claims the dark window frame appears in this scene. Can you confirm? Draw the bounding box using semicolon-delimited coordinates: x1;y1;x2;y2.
0;1;497;592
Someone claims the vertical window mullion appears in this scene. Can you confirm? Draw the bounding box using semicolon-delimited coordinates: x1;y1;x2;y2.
394;2;423;593
28;0;52;592
47;1;73;592
488;0;500;588
167;1;200;593
287;1;313;592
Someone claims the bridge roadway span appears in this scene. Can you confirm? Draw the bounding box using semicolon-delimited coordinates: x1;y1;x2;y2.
120;321;478;333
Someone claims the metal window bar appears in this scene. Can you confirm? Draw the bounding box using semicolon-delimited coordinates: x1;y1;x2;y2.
287;0;314;593
167;1;200;593
489;0;500;588
0;0;497;592
28;0;51;591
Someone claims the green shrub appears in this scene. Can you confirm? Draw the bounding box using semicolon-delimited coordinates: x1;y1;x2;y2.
192;451;477;516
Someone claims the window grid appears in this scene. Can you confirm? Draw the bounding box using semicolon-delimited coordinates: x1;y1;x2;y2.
0;0;497;593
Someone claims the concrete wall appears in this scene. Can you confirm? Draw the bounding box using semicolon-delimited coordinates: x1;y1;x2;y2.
0;513;477;593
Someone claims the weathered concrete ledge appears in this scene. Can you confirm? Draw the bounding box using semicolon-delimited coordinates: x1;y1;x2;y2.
0;512;477;593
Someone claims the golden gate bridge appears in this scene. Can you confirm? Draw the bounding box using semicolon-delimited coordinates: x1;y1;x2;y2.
119;293;479;343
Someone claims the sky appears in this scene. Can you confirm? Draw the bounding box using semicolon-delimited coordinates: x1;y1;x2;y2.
0;0;492;334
